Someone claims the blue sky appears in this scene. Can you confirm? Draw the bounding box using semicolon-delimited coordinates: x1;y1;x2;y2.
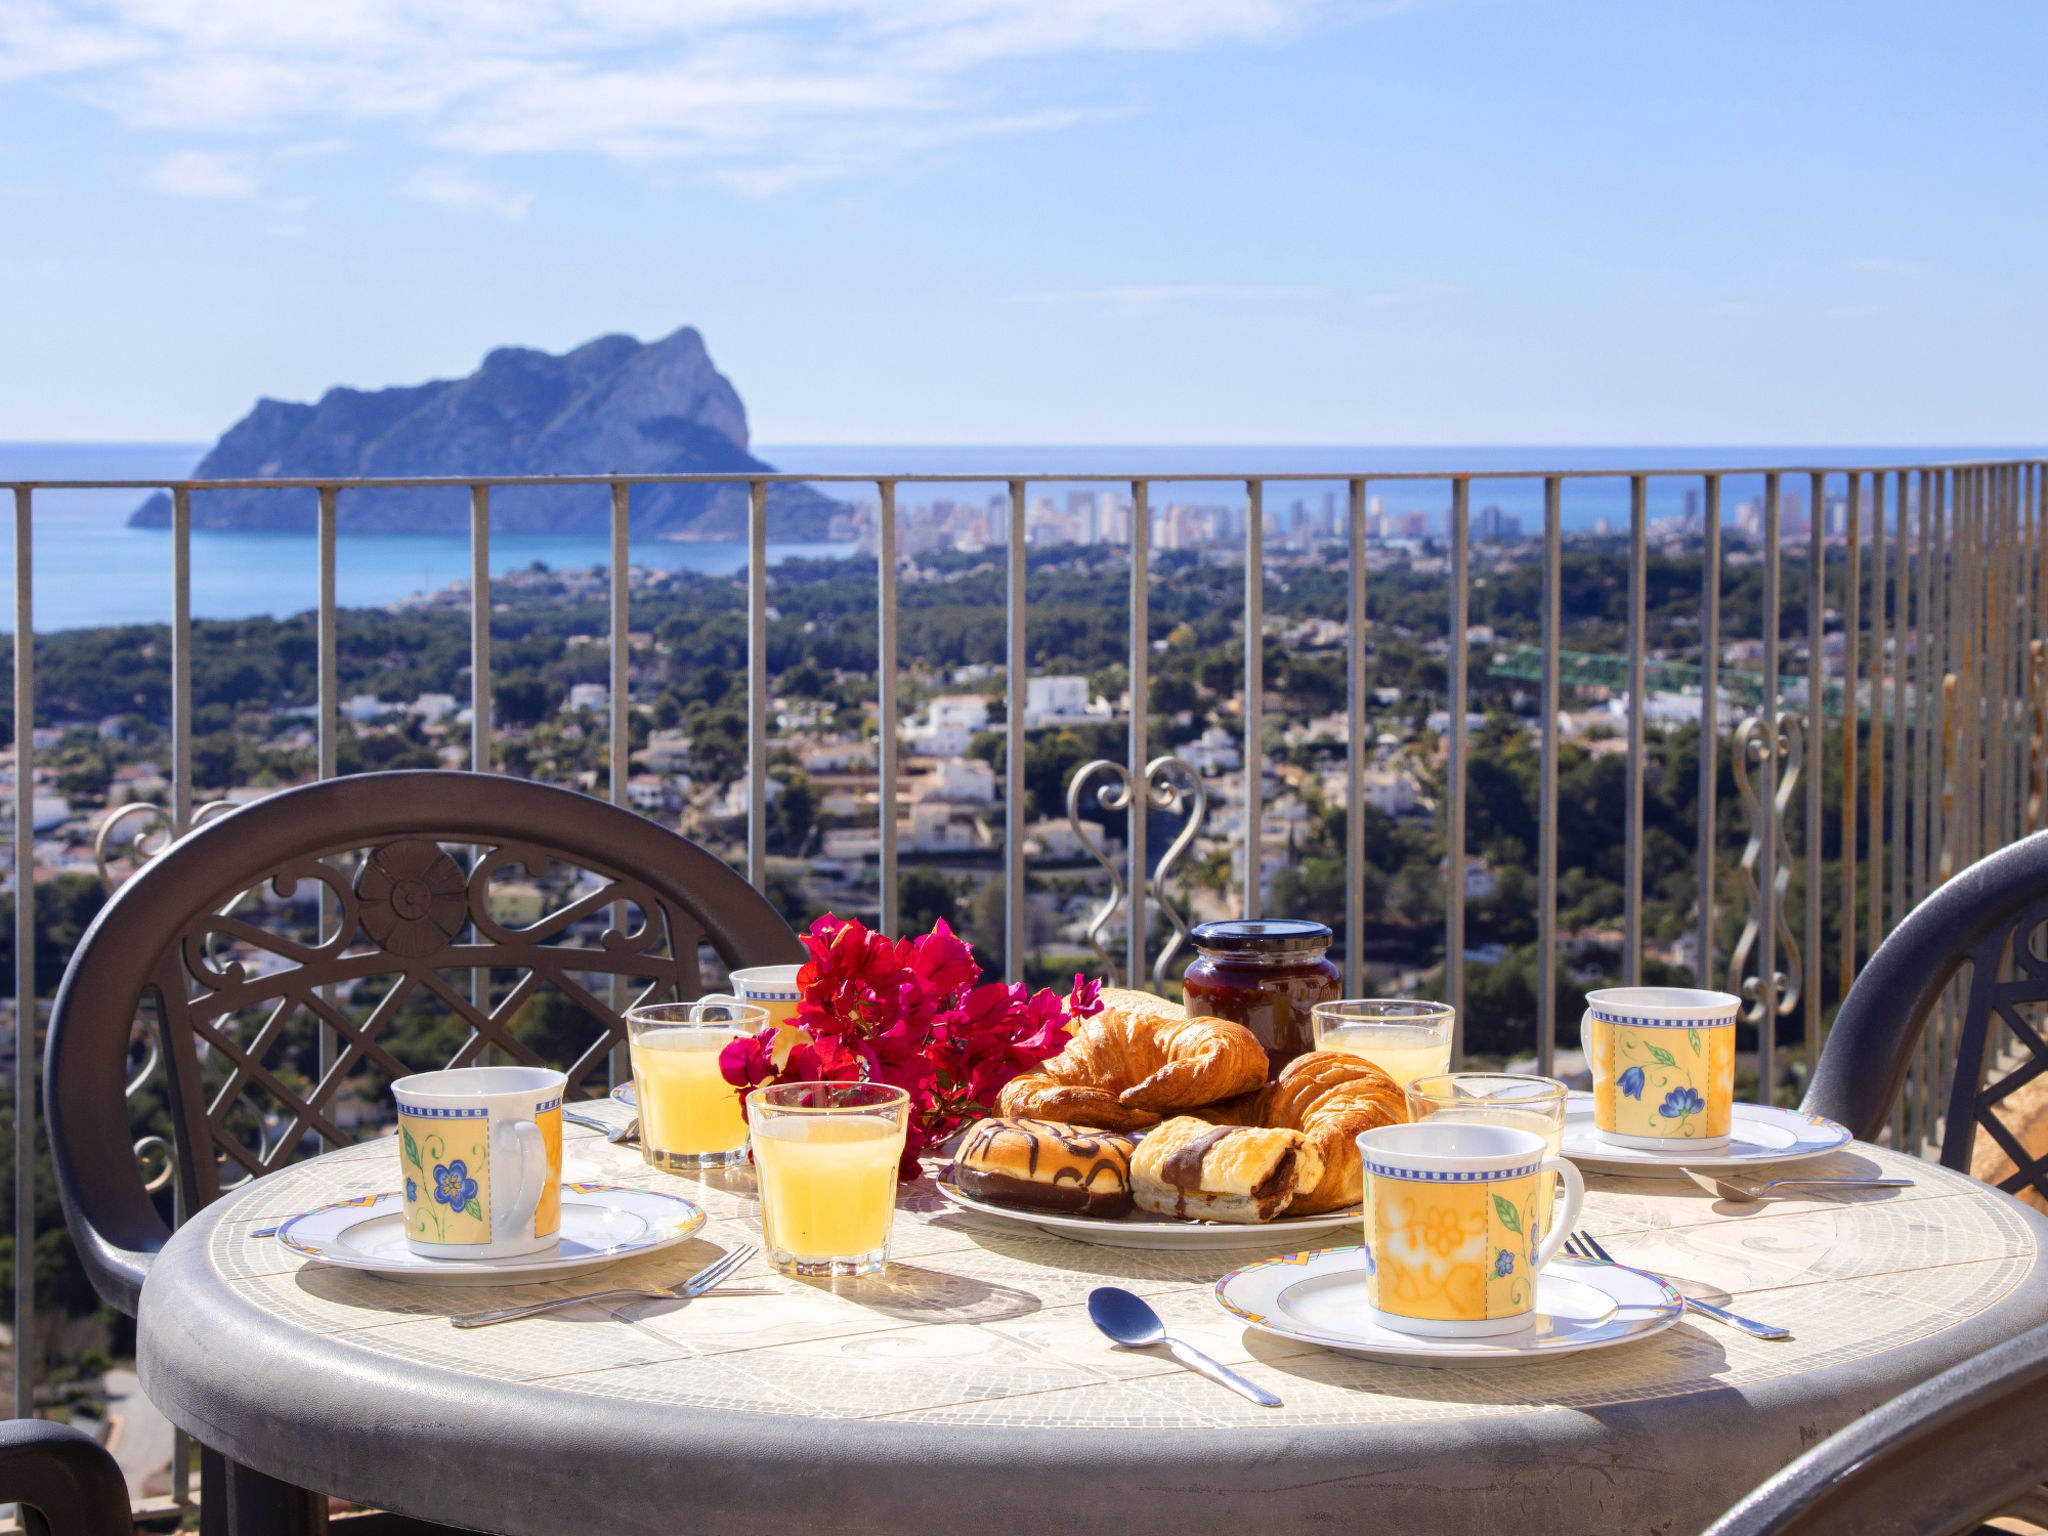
2;0;2043;446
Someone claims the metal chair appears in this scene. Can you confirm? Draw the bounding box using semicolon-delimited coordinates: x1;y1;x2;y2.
1702;1316;2048;1536
44;770;801;1535
1805;829;2048;1202
0;1418;134;1536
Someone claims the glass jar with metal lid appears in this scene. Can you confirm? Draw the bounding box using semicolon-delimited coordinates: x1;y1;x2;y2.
1179;918;1340;1078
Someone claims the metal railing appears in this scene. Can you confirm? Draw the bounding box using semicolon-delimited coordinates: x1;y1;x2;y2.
3;456;2043;1435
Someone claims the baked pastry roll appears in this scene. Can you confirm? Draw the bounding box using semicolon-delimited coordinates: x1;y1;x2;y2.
950;1118;1137;1218
996;996;1267;1132
1261;1051;1406;1214
1129;1116;1324;1223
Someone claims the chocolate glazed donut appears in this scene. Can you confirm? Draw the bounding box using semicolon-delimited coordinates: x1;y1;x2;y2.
950;1118;1137;1218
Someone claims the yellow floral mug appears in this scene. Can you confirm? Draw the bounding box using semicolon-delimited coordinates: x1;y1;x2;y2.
392;1066;564;1259
1581;987;1740;1152
1356;1122;1586;1338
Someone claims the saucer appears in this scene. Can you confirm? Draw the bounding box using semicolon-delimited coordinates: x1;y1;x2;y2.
1214;1246;1683;1363
1561;1095;1852;1175
935;1180;1362;1250
613;1083;638;1108
275;1184;705;1285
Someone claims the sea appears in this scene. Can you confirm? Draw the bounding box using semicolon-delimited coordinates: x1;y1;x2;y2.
0;442;2031;633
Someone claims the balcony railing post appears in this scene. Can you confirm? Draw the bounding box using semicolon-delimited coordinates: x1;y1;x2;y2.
1346;479;1368;998
1697;474;1721;992
470;487;491;773
746;480;767;887
170;486;192;835
611;482;633;1081
1007;480;1028;984
1125;479;1147;989
1446;479;1469;1062
12;484;33;1420
1538;476;1562;1073
1758;471;1782;1103
1624;475;1646;987
877;482;898;940
1242;481;1263;921
1806;470;1825;1070
1840;475;1863;1008
317;487;338;1081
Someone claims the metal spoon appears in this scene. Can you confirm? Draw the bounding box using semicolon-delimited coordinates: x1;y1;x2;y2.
1682;1169;1912;1203
1086;1287;1281;1407
562;1107;638;1144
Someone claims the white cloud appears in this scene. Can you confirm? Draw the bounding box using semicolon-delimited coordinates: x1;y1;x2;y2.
401;166;533;220
1;1;1335;187
148;148;255;196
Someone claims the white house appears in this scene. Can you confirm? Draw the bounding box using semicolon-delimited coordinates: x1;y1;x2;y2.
1024;676;1104;727
921;757;996;804
1175;725;1242;776
565;682;609;714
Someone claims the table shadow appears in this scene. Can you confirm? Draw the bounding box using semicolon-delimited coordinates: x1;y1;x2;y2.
795;1263;1041;1325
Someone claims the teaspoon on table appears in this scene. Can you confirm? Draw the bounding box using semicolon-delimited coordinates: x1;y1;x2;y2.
1087;1287;1281;1408
1682;1169;1913;1203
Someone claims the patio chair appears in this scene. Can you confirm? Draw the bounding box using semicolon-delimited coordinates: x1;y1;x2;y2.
0;1418;134;1536
1805;829;2048;1202
1701;1316;2048;1536
43;769;802;1534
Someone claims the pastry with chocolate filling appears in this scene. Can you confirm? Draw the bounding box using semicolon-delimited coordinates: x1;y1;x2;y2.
1129;1116;1324;1223
950;1118;1138;1218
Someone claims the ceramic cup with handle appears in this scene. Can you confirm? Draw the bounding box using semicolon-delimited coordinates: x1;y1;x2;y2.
1580;986;1740;1152
393;1066;565;1259
697;964;806;1065
1355;1121;1586;1338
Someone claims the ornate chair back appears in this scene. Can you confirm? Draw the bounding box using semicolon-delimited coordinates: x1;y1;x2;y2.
1806;829;2048;1201
46;770;803;1313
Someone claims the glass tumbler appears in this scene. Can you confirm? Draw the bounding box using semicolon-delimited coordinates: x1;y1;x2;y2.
626;1000;770;1172
1311;999;1455;1086
747;1081;910;1278
1404;1072;1571;1234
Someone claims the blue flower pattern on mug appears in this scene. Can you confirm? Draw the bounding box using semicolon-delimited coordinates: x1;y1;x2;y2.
1618;1065;1645;1100
1494;1248;1515;1278
405;1177;417;1204
1659;1086;1705;1121
433;1160;478;1210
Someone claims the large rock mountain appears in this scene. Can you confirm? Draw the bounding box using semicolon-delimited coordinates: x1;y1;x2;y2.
130;327;836;539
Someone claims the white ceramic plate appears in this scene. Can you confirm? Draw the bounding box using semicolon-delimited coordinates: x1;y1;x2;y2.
1215;1245;1684;1364
1560;1093;1852;1176
275;1183;706;1285
935;1179;1362;1250
612;1082;638;1108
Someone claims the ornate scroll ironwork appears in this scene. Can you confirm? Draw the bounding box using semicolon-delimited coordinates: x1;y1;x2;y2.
1729;714;1803;1025
1065;756;1207;980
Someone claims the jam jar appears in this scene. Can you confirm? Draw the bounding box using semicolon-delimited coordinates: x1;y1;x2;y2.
1179;919;1340;1079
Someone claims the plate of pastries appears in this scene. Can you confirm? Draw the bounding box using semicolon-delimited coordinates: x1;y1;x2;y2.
940;988;1407;1249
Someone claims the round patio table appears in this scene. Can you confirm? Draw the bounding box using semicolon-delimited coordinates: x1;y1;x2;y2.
140;1116;2048;1536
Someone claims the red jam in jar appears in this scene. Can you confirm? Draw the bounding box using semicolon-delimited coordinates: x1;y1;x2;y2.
1179;919;1340;1079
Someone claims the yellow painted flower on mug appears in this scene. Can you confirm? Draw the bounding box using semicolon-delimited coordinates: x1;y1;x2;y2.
1367;1171;1539;1324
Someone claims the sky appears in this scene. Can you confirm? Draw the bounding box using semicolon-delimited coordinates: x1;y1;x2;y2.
1;0;2045;447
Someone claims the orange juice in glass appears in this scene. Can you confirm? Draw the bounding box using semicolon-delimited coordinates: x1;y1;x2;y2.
626;1001;769;1172
747;1082;909;1278
1312;999;1454;1086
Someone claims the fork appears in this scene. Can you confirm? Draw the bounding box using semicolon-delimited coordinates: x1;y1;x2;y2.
451;1243;757;1329
1563;1230;1791;1341
562;1107;639;1144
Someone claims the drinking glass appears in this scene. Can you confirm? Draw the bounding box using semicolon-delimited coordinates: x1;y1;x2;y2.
1311;999;1454;1085
1404;1072;1570;1232
747;1081;909;1278
626;1001;770;1173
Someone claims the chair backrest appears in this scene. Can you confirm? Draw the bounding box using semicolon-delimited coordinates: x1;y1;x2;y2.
47;770;803;1314
1805;829;2048;1197
1702;1316;2048;1536
0;1418;134;1536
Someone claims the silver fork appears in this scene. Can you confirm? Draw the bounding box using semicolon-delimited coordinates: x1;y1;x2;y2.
562;1107;638;1144
1563;1231;1791;1342
452;1243;757;1329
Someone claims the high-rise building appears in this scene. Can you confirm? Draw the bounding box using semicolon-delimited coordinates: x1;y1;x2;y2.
1683;488;1701;531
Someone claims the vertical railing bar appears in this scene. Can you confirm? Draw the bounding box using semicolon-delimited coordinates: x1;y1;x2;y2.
1346;479;1368;999
1624;475;1646;988
1446;479;1469;1061
1130;475;1146;991
745;480;767;888
877;482;899;940
11;486;32;1421
1869;473;1887;952
1759;471;1781;1106
316;487;338;1082
1915;470;1936;906
1537;476;1562;1071
1804;471;1824;1074
610;482;632;1083
170;487;192;835
1243;480;1264;921
1007;480;1029;986
1890;472;1909;944
1696;475;1722;993
1839;475;1861;1013
468;485;491;1058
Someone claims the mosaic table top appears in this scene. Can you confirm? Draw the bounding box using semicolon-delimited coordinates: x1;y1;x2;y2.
184;1112;2038;1433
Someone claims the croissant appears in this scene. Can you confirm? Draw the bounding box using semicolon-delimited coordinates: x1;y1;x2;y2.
1261;1050;1407;1214
996;992;1268;1132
